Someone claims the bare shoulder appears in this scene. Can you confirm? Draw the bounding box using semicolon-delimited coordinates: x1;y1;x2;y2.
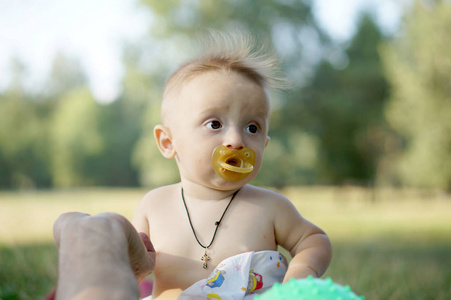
132;183;181;232
137;183;181;208
243;185;306;225
242;185;292;204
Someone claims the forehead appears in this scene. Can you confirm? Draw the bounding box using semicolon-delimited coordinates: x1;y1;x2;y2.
167;70;270;118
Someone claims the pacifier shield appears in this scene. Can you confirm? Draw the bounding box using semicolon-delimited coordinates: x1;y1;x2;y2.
211;145;256;181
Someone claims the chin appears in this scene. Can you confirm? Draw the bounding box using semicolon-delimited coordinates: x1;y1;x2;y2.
212;175;256;191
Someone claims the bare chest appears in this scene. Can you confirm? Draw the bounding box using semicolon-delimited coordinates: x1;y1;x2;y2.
148;200;277;291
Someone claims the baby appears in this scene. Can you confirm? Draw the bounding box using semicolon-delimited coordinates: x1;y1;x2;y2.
132;32;332;299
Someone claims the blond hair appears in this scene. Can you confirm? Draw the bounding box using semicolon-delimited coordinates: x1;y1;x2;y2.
163;30;286;99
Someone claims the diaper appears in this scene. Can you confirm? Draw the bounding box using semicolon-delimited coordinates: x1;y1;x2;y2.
178;250;287;300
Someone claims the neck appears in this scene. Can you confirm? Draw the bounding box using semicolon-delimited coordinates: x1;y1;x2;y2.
179;179;241;200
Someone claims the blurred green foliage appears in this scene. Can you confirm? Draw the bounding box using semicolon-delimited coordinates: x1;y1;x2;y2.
382;0;451;190
0;0;450;191
268;13;389;187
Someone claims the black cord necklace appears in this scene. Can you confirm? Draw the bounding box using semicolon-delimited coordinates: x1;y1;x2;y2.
181;187;240;269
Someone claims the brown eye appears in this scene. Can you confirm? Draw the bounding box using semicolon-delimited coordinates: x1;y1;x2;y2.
207;121;222;130
246;124;258;134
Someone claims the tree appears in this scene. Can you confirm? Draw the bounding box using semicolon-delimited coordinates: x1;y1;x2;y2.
273;13;390;186
42;52;87;101
382;0;451;190
0;54;98;189
0;60;52;189
115;44;180;188
50;88;104;187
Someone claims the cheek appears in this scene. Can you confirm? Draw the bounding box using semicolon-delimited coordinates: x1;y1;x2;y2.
181;146;214;168
255;146;267;166
252;140;267;157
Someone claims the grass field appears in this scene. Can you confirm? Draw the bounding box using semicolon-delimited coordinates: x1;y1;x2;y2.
1;186;450;299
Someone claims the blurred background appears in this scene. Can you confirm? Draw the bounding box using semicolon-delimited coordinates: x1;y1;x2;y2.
1;0;450;299
2;0;450;191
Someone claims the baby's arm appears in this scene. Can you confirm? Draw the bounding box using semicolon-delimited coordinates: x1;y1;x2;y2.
273;194;332;281
131;193;155;277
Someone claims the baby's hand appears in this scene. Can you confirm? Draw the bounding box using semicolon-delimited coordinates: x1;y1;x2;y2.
129;232;156;282
95;213;156;281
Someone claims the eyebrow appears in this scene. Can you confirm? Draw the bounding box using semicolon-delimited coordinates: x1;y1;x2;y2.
197;105;231;116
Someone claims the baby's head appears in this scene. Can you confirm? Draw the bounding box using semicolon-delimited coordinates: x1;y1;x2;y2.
154;31;285;189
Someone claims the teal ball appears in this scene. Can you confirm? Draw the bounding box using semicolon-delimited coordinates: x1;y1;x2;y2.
254;276;364;300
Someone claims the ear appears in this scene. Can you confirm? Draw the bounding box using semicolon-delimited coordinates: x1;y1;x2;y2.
154;125;176;159
265;136;271;148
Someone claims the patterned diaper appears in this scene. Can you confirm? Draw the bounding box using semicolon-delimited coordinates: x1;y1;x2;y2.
178;250;287;300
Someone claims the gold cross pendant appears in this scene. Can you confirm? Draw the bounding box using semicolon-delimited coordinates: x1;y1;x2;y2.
201;249;210;269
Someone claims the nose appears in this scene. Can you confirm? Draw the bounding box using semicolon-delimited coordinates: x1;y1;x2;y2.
224;128;245;150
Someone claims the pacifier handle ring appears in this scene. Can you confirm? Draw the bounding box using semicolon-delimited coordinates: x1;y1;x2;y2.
219;162;253;173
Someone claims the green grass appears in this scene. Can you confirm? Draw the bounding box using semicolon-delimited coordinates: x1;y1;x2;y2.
328;240;451;299
0;244;57;300
1;187;450;299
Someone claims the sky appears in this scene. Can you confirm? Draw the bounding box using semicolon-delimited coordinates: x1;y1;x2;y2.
0;0;402;103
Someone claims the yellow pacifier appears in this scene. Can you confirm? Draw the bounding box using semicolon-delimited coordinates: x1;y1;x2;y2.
211;145;256;181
